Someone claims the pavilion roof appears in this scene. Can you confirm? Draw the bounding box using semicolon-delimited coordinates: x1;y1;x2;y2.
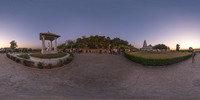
40;31;60;41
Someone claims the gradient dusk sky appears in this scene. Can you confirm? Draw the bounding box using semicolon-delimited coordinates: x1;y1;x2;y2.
0;0;200;49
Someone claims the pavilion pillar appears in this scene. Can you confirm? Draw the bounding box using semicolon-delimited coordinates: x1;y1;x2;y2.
50;40;52;51
41;35;45;54
54;37;57;52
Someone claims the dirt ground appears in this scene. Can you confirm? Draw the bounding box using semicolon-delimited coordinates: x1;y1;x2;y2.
0;53;200;100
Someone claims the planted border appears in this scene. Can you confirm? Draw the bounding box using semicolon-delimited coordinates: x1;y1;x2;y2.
30;52;67;59
7;53;35;67
6;53;73;69
125;52;192;66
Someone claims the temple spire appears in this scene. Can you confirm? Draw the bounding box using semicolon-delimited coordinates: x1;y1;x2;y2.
143;40;147;47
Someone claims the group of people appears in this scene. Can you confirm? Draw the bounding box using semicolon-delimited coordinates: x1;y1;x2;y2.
109;48;125;55
64;48;82;53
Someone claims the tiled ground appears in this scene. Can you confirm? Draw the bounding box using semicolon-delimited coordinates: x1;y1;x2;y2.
0;53;199;100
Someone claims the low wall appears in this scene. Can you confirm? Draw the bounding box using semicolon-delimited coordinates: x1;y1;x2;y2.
30;54;70;66
9;53;70;66
9;53;35;66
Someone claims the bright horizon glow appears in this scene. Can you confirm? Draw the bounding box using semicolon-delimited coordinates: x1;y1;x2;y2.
0;0;200;49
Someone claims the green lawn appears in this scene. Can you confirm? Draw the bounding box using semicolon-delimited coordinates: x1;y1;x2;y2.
130;51;191;58
17;54;30;59
30;52;67;59
125;51;192;66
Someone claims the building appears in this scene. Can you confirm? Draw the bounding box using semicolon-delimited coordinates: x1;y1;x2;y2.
0;48;13;52
141;40;152;51
40;31;60;54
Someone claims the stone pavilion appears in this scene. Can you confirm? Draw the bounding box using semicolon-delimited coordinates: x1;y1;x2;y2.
40;31;60;54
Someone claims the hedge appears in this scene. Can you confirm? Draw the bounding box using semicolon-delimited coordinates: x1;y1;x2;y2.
6;53;72;69
125;52;192;66
30;52;67;59
17;54;30;59
7;53;34;66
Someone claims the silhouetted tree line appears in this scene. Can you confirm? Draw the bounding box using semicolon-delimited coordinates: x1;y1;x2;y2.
58;35;134;49
153;44;170;50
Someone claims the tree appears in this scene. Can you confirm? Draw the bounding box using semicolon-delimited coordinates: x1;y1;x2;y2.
61;35;133;49
189;47;193;51
10;40;17;50
153;44;168;50
106;37;111;44
176;44;180;51
28;48;32;51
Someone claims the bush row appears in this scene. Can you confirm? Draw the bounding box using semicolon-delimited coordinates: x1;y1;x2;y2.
6;53;73;69
6;53;33;66
7;53;20;63
36;56;73;69
125;52;192;66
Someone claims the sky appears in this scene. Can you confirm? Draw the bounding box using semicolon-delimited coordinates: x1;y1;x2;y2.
0;0;200;49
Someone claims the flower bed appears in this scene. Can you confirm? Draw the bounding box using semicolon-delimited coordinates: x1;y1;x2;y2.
30;52;67;59
17;54;30;59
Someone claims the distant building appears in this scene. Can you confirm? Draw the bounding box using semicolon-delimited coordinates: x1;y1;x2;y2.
1;48;13;52
141;40;152;51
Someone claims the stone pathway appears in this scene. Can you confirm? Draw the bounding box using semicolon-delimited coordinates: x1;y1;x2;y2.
0;53;200;100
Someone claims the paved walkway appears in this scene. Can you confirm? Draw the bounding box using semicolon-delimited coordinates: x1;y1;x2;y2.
0;53;200;100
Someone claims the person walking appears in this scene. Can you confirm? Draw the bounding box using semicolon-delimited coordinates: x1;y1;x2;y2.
192;50;196;63
109;48;112;54
118;48;121;55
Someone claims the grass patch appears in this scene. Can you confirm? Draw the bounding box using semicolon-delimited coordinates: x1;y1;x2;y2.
18;54;30;59
130;51;191;58
125;51;192;66
30;52;67;59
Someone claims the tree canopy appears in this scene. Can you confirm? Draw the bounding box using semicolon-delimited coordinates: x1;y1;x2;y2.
58;35;133;49
10;40;17;50
176;44;180;51
153;44;169;50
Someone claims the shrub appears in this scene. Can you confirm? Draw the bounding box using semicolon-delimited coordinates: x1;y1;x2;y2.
22;59;28;66
46;63;52;69
125;52;192;66
11;56;13;60
10;56;13;60
64;58;72;64
6;53;10;58
10;56;16;61
13;56;16;61
69;52;73;57
15;58;20;63
37;62;43;69
57;59;63;67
